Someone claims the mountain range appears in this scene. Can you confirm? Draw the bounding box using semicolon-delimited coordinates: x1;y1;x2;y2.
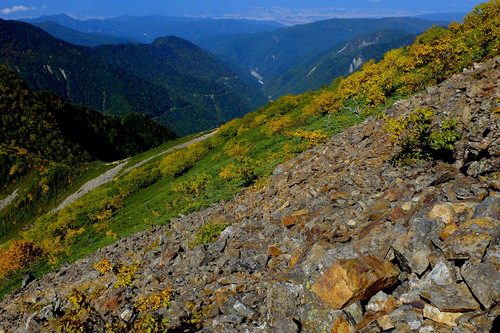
20;15;451;101
262;29;417;98
21;15;284;45
0;18;267;136
198;17;449;84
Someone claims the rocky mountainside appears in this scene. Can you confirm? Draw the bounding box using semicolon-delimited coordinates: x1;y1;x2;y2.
1;56;499;332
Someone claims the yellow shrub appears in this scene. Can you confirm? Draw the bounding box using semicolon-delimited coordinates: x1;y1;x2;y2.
93;257;112;275
135;289;172;312
288;129;328;148
302;91;339;116
159;142;208;177
219;163;254;183
223;139;254;162
264;115;296;135
172;173;212;197
114;263;139;288
0;240;43;277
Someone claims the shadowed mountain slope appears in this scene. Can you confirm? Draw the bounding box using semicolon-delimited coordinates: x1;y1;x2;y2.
0;19;267;135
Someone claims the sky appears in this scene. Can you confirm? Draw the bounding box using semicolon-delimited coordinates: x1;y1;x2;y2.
0;0;487;21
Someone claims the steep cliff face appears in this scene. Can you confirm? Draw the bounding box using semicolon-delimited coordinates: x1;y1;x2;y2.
1;57;499;332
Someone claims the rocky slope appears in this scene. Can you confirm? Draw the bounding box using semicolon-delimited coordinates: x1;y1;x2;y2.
1;57;499;332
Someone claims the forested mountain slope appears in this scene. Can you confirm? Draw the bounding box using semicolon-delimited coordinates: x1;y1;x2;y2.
0;19;267;135
263;29;416;99
0;65;176;185
86;36;268;132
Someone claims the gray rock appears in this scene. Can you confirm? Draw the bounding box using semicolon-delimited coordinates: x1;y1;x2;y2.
420;283;480;312
38;304;56;320
392;232;432;275
219;314;244;325
425;260;456;285
232;301;258;320
473;196;500;219
461;261;500;309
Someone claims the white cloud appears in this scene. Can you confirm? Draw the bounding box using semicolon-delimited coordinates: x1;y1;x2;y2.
0;5;33;15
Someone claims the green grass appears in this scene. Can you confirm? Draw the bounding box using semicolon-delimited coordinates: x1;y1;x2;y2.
0;162;115;245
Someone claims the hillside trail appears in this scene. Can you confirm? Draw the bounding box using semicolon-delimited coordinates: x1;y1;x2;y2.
0;189;18;212
50;129;218;213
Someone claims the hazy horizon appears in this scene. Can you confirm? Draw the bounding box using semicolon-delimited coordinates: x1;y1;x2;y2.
0;0;486;24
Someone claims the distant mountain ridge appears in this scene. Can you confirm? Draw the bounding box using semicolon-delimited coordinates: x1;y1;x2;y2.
20;15;451;101
198;17;450;90
29;21;138;47
0;19;267;135
21;14;284;45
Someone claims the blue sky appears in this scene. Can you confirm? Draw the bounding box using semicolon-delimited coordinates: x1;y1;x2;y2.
0;0;487;20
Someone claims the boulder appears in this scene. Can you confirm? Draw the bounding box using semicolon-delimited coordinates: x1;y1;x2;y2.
461;261;500;309
311;255;400;309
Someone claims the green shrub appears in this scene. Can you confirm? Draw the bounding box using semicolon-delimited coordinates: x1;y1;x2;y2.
385;108;461;165
190;221;229;248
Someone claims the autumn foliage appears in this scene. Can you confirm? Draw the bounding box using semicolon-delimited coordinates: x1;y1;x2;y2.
0;240;43;277
305;0;500;117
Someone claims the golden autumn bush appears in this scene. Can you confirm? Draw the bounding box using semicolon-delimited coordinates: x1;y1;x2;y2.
0;240;43;277
159;142;209;177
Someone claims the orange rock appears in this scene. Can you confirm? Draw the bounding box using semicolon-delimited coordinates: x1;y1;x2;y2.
383;188;406;202
311;255;400;309
282;215;297;227
441;218;497;262
331;316;351;333
377;315;395;331
390;207;407;221
282;211;319;228
269;246;283;256
329;191;350;201
440;222;459;240
288;254;299;268
292;209;309;216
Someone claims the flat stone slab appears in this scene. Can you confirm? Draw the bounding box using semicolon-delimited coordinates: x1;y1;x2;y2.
420;283;480;312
